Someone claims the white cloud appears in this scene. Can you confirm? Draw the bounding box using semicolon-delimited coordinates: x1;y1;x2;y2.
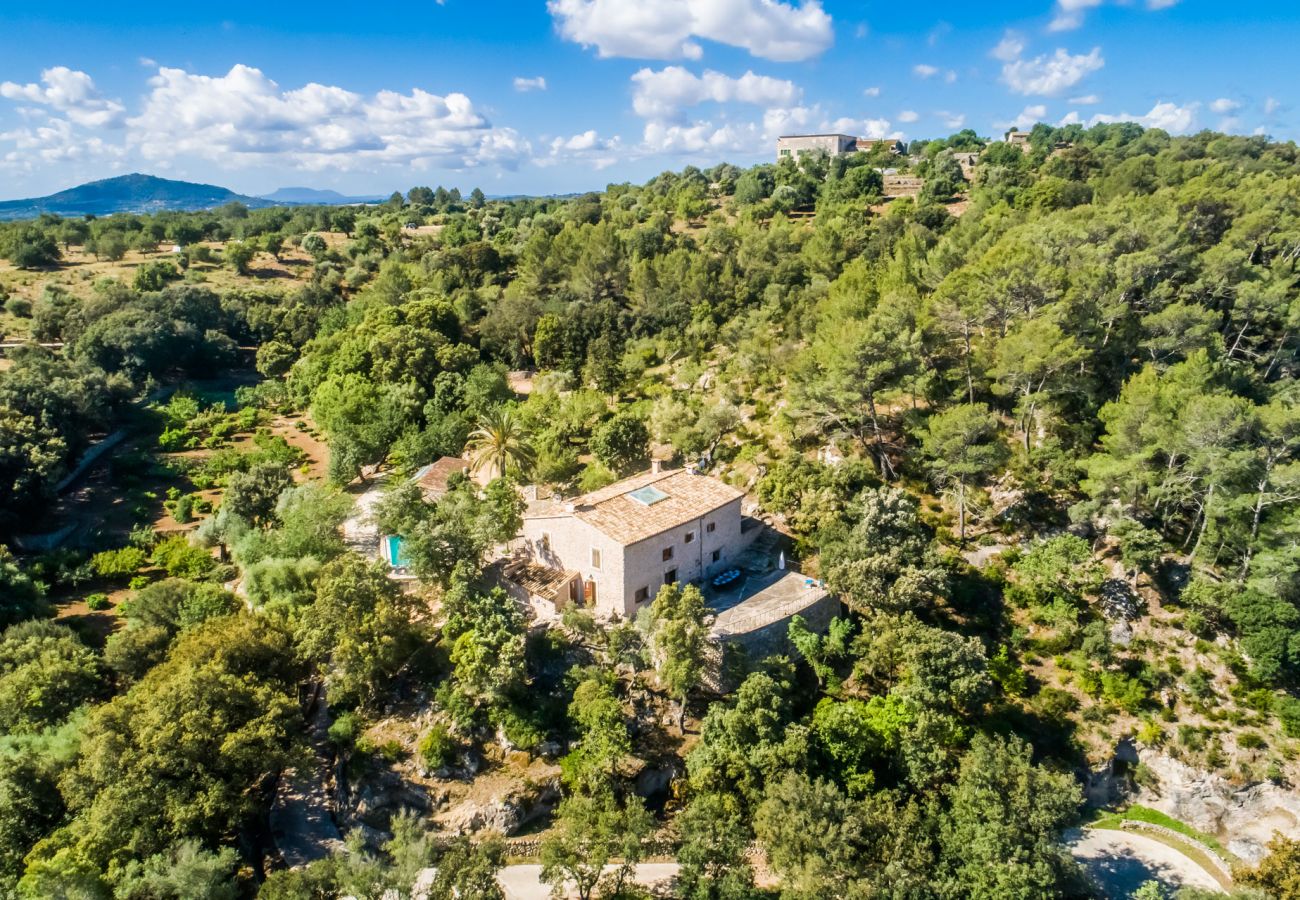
0;116;123;171
937;111;966;129
863;86;880;97
913;64;940;78
897;109;919;123
0;67;125;128
547;0;833;62
1265;97;1280;115
828;116;901;140
1058;110;1082;126
997;104;1048;130
630;66;801;122
513;76;547;92
127;64;529;171
1089;100;1198;133
1051;0;1179;30
1209;97;1238;114
1068;93;1100;105
641;119;754;154
1049;0;1103;31
991;31;1025;62
1001;47;1103;96
1217;116;1240;133
542;129;623;168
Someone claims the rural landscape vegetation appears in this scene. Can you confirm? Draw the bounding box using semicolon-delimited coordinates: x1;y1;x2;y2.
3;45;1300;900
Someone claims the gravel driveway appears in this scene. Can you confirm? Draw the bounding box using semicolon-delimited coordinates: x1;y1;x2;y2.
1066;827;1225;897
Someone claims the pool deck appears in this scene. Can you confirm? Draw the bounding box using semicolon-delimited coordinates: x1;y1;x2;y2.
707;569;830;638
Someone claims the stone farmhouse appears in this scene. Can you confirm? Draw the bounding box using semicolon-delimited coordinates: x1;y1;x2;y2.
776;133;906;161
512;465;756;619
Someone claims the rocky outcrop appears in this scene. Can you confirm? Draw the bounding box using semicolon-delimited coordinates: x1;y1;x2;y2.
1134;751;1300;863
439;779;561;837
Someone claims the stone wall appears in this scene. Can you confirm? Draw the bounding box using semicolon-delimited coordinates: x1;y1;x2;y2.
715;591;841;658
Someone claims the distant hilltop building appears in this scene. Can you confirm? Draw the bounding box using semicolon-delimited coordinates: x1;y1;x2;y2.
776;133;906;161
1005;130;1033;153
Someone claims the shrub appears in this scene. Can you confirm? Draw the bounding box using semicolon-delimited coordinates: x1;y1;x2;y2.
172;494;196;523
5;296;32;317
90;546;148;578
419;723;458;769
328;712;360;750
85;593;111;611
128;575;150;590
1277;696;1300;738
1136;719;1164;746
150;534;215;579
988;646;1028;697
1036;687;1079;719
1239;731;1267;750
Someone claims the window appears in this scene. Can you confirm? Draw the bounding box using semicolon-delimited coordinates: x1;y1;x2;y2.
634;586;649;603
664;569;678;585
684;530;696;544
712;549;721;563
662;546;674;562
706;522;716;534
590;548;602;570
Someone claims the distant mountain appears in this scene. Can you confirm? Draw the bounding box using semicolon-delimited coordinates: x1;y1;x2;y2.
0;173;282;221
259;186;384;204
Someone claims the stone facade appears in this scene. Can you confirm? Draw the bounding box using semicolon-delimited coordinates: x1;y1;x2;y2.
518;469;748;619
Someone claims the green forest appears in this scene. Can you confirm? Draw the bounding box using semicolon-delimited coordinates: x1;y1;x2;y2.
2;122;1300;899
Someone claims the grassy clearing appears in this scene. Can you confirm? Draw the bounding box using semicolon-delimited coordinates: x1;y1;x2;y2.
1087;804;1233;861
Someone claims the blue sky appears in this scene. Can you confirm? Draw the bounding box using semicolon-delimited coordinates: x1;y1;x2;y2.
0;0;1295;198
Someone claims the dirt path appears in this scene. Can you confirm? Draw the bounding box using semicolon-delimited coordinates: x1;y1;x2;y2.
1066;827;1225;897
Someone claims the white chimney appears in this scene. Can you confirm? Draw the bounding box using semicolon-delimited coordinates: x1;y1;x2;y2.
651;458;662;474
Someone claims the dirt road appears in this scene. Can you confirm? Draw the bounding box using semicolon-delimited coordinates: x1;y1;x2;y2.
1066;827;1225;897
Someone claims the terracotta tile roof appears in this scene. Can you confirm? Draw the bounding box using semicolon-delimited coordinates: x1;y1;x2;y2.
571;468;743;546
412;456;469;499
500;558;577;604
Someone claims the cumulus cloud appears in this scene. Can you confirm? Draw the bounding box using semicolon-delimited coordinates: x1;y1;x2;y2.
630;66;801;121
1265;97;1281;115
541;129;623;168
1209;97;1238;114
0;116;123;171
913;64;939;78
513;76;547;92
997;104;1049;130
1090;100;1198;133
1001;47;1103;96
1068;93;1100;105
937;111;966;129
897;110;919;123
547;0;833;62
127;64;528;170
991;31;1025;62
0;67;125;128
863;86;881;97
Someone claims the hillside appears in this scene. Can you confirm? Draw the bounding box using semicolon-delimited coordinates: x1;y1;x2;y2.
3;125;1300;898
0;173;275;220
258;186;385;204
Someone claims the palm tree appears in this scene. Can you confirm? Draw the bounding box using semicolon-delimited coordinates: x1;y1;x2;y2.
465;407;535;481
